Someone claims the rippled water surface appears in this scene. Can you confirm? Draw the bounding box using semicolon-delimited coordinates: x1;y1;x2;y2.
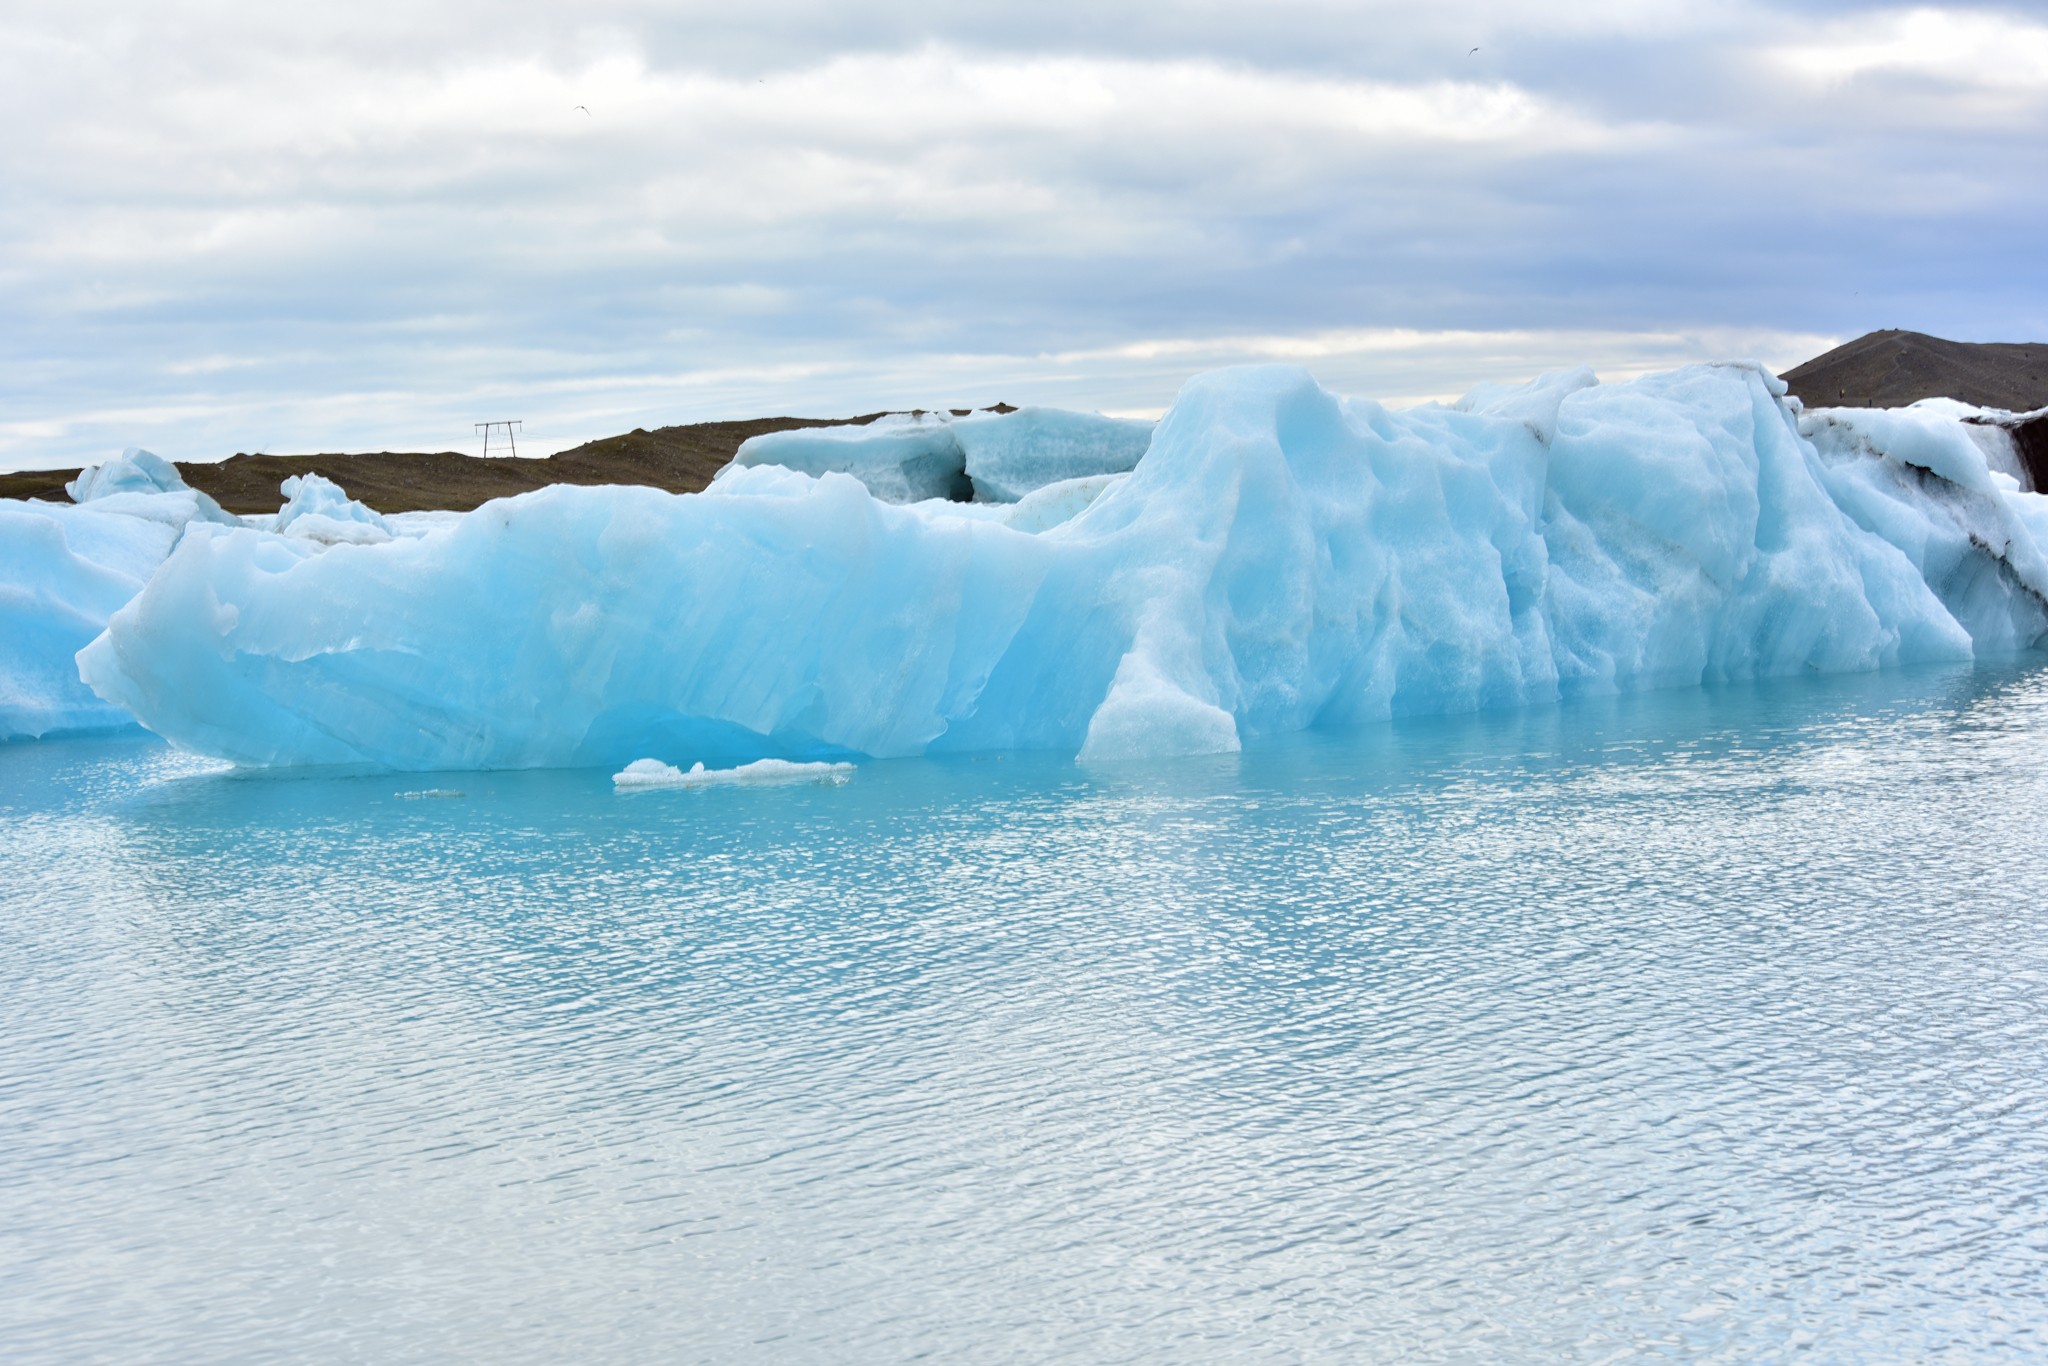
7;663;2048;1362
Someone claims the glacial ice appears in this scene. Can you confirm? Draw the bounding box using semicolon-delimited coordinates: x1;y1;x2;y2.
1798;403;2048;654
65;447;239;530
2;450;236;739
51;362;2048;769
995;473;1131;534
269;473;396;545
1;455;443;739
730;407;1155;504
730;414;969;504
613;757;857;789
71;448;191;502
711;461;1128;535
953;408;1155;503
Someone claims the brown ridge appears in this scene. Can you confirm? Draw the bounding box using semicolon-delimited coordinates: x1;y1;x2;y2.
17;335;2048;513
0;414;886;515
0;405;1030;515
1780;329;2048;413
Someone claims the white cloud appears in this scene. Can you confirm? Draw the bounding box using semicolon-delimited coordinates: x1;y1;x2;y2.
1767;8;2048;108
12;46;1633;205
0;323;1841;471
0;2;2040;471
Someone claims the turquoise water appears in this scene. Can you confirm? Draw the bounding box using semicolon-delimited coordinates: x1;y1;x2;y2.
6;663;2048;1362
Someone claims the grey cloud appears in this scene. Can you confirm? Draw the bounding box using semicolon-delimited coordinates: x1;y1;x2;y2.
2;2;2043;469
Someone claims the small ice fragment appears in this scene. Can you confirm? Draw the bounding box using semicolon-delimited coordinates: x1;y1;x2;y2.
67;447;189;502
395;788;465;800
273;473;394;544
612;757;856;789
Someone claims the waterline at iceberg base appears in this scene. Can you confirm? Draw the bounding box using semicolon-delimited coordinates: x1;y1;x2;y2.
66;361;2048;768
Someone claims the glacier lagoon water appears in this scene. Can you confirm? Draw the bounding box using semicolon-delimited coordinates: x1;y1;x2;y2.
6;661;2048;1362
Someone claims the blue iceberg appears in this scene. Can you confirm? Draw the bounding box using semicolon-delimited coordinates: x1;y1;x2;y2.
49;363;2048;769
2;449;238;739
730;405;1154;504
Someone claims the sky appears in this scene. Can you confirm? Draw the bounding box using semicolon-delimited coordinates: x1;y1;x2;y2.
3;1;2045;470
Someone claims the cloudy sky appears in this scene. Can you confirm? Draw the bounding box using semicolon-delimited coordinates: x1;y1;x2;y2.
3;1;2043;469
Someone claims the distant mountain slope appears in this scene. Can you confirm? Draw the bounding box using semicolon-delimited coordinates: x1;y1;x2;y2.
1781;330;2048;412
179;414;898;514
0;414;885;514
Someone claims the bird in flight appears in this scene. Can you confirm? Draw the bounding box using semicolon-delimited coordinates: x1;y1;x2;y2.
1468;46;1480;55
573;105;590;114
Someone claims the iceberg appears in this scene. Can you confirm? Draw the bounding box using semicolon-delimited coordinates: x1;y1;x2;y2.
729;406;1155;504
64;446;239;529
268;473;396;545
70;447;194;502
952;407;1155;503
64;362;2048;770
2;450;237;739
2;500;177;739
613;757;857;789
729;413;970;504
1;456;435;740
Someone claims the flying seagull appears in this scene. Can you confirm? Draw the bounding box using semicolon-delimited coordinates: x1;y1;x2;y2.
573;104;590;114
1468;46;1480;55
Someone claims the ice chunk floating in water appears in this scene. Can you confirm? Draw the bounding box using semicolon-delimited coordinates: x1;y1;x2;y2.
953;407;1155;503
2;450;236;739
70;362;2048;769
1;455;446;740
613;757;857;789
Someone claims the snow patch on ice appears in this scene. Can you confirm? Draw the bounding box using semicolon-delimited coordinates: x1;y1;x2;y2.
1800;403;2005;494
1801;402;2048;652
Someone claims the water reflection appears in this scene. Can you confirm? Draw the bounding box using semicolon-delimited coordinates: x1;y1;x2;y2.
4;660;2048;1360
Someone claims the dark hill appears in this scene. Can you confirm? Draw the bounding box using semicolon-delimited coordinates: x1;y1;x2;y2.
0;414;884;514
1781;330;2048;412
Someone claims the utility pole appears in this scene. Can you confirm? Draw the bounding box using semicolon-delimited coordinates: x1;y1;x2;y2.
475;420;523;458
